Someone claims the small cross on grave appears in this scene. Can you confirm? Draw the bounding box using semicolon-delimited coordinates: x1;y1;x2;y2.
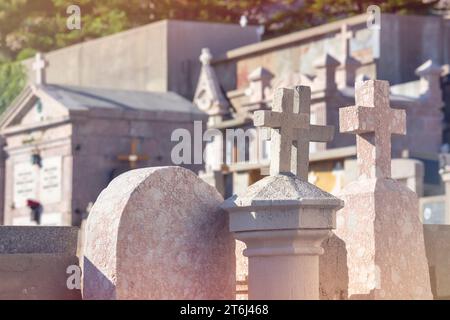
254;86;334;179
339;80;406;179
32;53;48;85
117;138;149;169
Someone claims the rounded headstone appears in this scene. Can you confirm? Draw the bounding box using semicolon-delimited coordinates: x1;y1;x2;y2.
83;166;235;299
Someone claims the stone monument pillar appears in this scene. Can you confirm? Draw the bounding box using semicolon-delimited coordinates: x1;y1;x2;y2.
222;86;343;300
322;80;432;299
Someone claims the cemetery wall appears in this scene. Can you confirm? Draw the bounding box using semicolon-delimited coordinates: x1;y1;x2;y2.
0;226;81;299
215;14;449;91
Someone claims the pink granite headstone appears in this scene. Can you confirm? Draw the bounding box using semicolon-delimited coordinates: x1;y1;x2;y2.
83;166;235;299
320;80;432;299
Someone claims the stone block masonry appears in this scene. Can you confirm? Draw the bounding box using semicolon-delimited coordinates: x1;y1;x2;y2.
0;226;81;300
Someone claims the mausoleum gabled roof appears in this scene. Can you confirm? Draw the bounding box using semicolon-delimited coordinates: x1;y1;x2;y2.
0;83;205;131
42;84;203;114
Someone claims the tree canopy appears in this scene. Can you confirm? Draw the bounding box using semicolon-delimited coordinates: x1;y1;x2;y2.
0;0;437;61
0;0;438;112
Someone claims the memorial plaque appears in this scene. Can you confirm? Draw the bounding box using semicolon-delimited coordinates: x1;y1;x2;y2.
13;162;37;208
39;157;62;204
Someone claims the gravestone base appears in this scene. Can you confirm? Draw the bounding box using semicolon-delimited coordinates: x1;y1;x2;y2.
321;178;432;300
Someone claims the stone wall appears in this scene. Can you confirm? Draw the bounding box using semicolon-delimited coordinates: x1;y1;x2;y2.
0;226;81;299
215;14;449;92
71;109;207;226
22;20;259;99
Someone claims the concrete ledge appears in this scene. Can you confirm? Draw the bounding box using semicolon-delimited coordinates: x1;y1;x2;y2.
0;226;78;255
0;254;81;300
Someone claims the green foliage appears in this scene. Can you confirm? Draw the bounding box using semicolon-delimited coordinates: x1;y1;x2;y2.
265;0;438;37
0;0;437;60
0;61;26;114
16;48;37;61
0;0;438;113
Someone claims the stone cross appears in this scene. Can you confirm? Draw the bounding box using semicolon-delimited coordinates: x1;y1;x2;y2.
339;80;406;179
254;86;334;179
117;138;149;169
32;53;48;85
199;48;212;66
340;24;353;62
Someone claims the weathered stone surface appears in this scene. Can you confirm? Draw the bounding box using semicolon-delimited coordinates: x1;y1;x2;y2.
0;226;78;254
235;240;248;285
0;254;81;300
423;224;450;300
223;81;342;300
254;86;333;179
321;79;432;300
0;226;81;300
83;166;235;300
321;179;432;299
319;234;349;300
225;174;342;232
339;80;406;179
227;173;343;300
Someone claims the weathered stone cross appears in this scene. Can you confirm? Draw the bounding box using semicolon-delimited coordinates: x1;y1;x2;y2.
254;86;334;179
32;53;48;85
340;24;353;62
339;80;406;179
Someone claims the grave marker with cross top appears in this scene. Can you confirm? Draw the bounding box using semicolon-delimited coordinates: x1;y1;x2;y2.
253;86;334;180
339;80;406;179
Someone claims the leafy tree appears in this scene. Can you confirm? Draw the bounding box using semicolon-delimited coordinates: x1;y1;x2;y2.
0;0;439;113
265;0;438;37
0;0;438;59
0;61;26;114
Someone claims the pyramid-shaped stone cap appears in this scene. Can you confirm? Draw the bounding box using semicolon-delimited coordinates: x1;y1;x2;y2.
415;59;443;76
222;173;344;210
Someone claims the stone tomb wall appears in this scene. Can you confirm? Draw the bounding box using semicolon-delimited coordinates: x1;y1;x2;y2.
3;123;73;226
71;110;207;227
